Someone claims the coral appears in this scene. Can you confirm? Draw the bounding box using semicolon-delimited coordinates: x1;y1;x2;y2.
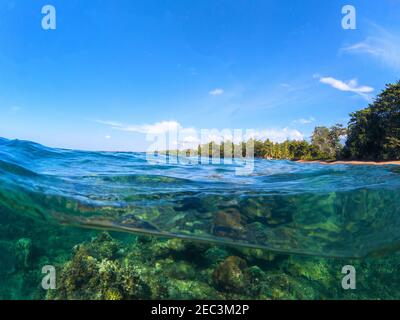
203;246;230;266
3;214;399;301
44;231;400;300
287;257;333;288
212;256;248;293
232;247;276;265
240;197;272;220
86;232;120;260
166;280;222;300
47;233;149;300
104;288;123;300
50;246;99;299
211;208;245;239
164;260;197;280
15;238;32;269
150;238;187;257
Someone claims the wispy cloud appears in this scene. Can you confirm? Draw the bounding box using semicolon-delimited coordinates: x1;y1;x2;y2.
293;117;315;125
316;75;374;100
95;120;123;127
96;120;183;135
209;88;224;96
341;25;400;70
246;128;304;142
319;77;373;94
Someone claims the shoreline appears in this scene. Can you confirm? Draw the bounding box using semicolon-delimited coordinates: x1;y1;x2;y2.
296;160;400;166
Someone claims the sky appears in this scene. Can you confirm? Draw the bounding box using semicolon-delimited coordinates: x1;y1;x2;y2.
0;0;399;151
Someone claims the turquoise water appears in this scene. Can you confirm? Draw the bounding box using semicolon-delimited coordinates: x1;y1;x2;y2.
1;137;400;299
1;137;400;258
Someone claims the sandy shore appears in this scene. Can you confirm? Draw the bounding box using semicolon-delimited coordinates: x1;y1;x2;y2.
296;160;400;166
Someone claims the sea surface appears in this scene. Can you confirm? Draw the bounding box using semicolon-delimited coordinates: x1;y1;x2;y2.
1;137;400;299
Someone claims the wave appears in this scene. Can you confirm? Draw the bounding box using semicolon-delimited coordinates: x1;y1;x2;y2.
1;137;400;258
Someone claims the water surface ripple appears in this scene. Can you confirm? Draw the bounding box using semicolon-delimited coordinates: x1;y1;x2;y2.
1;138;400;258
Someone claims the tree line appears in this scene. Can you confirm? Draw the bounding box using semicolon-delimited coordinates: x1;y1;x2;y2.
178;81;400;161
192;123;346;161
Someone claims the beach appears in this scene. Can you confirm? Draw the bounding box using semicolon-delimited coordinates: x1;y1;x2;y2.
297;160;400;166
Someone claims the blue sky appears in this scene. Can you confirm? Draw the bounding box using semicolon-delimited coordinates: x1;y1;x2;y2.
0;0;399;151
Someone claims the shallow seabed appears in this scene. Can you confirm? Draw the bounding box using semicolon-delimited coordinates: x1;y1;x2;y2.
1;209;400;300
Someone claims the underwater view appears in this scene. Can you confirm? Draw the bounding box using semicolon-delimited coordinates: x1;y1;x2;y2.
1;137;400;299
1;0;400;303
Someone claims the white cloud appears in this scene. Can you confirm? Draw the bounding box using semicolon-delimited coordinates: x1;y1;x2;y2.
96;120;183;135
319;77;373;94
246;128;304;143
317;76;373;100
95;120;123;127
293;117;315;125
209;88;224;96
341;26;400;70
119;121;181;134
96;120;305;150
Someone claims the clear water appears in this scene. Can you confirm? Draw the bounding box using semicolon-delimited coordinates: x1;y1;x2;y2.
1;137;400;260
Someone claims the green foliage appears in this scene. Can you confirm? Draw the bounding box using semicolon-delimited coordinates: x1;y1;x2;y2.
193;128;346;161
345;81;400;160
169;81;399;162
311;124;347;160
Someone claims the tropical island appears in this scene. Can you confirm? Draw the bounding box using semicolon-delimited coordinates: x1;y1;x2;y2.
173;81;400;165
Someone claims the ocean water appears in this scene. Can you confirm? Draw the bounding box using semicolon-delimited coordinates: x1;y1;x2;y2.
1;137;400;299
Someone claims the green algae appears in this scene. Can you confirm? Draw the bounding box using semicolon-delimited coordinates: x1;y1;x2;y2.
3;216;400;300
2;186;400;300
